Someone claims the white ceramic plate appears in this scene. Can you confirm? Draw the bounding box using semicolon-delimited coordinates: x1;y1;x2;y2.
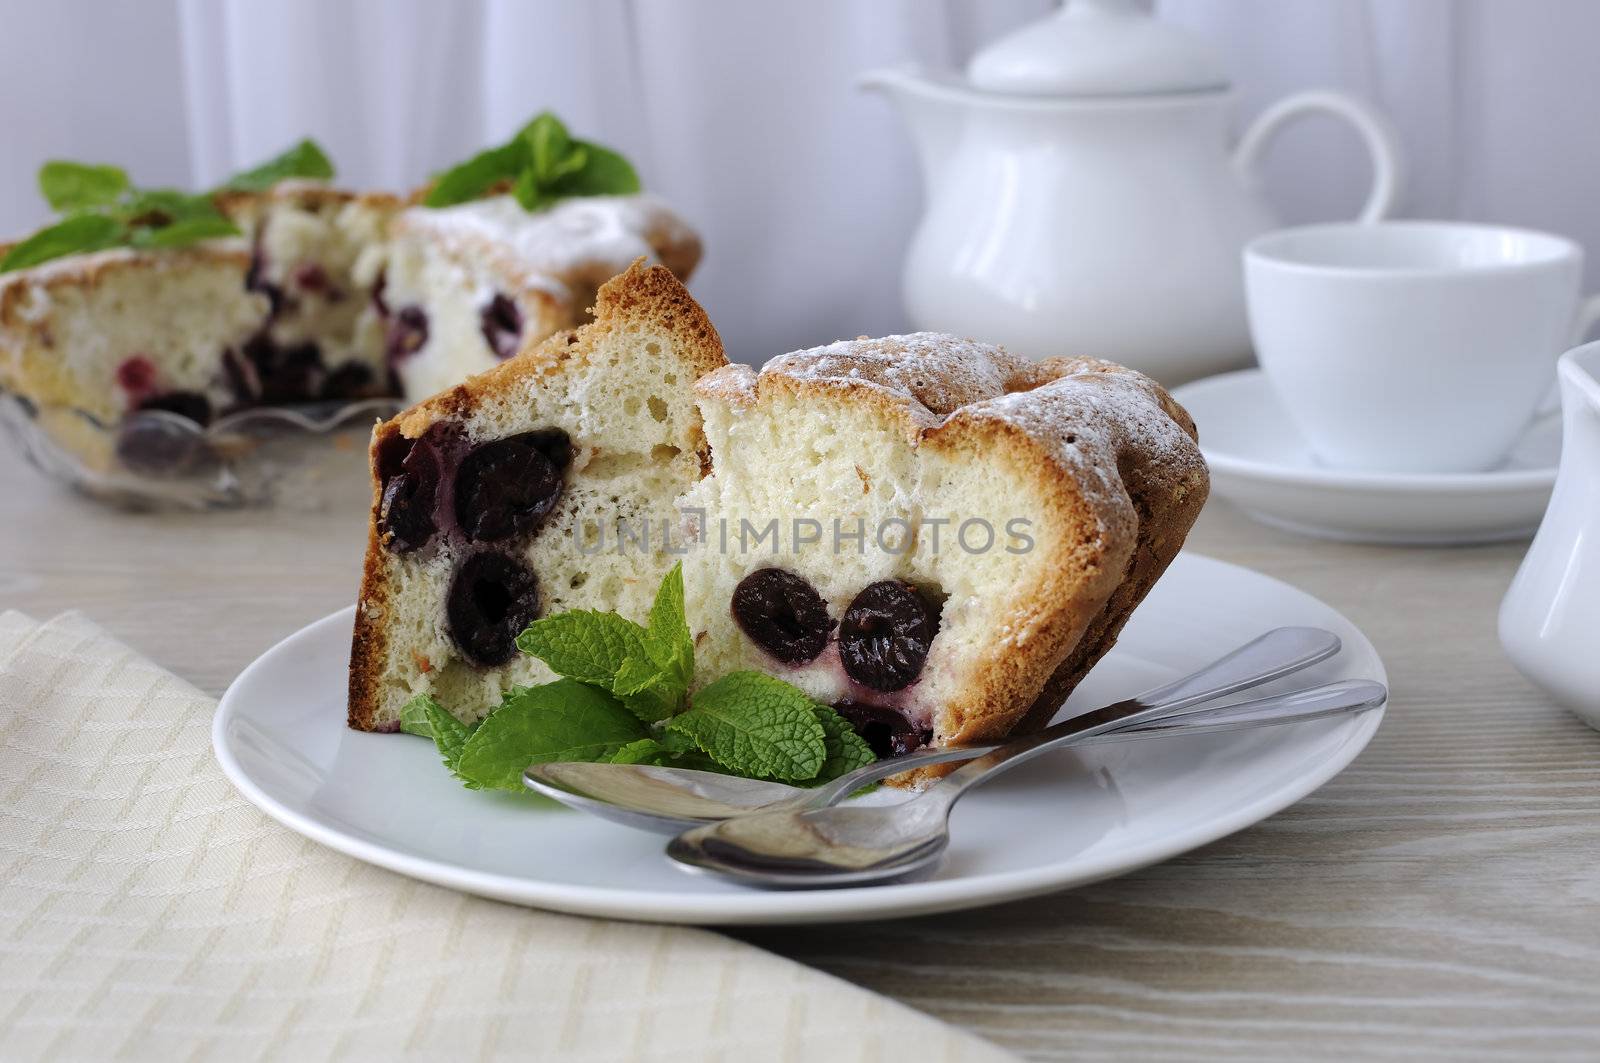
214;553;1385;926
1173;369;1558;544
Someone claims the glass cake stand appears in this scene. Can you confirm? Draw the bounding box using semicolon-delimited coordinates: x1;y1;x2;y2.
1;390;403;511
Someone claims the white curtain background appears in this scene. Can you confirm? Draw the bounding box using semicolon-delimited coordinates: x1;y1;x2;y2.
4;0;1600;362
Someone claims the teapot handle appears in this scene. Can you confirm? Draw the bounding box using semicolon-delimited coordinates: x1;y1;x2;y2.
1233;90;1403;223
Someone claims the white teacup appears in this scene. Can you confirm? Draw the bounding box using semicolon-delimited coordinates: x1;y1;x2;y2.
1244;221;1600;473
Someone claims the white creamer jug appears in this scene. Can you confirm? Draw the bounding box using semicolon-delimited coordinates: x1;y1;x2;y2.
1500;340;1600;728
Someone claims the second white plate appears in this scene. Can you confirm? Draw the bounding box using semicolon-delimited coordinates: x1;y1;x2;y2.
1173;369;1558;544
214;552;1386;926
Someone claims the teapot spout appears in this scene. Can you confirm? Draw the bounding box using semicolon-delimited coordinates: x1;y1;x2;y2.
860;66;966;200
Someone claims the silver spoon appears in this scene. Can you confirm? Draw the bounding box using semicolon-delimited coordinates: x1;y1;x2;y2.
526;626;1341;833
666;677;1388;888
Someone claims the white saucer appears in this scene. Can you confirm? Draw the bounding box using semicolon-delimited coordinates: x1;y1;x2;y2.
213;554;1385;926
1172;369;1559;544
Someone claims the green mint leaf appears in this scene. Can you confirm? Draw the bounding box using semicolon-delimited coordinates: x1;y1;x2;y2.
604;737;724;772
414;695;478;784
520;112;576;180
122;187;193;216
607;562;694;722
645;562;692;675
424;112;639;213
221;138;335;191
39;161;128;211
615;561;694;720
648;728;724;772
612;654;662;697
129;214;239;248
454;679;647;791
612;656;679;724
399;693;436;737
548;144;589;183
808;705;876;784
423;140;526;208
515;564;693;725
552;142;640;198
493;684;535;709
512;165;555;213
657;727;699;756
120;189;239;250
516;609;650;687
0;213;124;273
606;738;668;765
667;671;827;781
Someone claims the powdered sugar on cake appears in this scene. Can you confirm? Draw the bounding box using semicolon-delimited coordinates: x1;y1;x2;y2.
759;332;1203;515
398;193;695;282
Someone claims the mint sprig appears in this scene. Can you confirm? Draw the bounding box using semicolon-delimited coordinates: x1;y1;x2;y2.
1;139;336;274
811;705;877;785
406;563;887;795
221;138;334;192
516;609;652;689
39;162;128;211
664;672;827;781
518;562;691;723
400;693;480;784
454;680;646;792
422;112;640;212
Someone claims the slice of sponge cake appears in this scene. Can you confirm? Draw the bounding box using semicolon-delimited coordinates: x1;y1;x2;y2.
680;337;1208;777
348;261;726;731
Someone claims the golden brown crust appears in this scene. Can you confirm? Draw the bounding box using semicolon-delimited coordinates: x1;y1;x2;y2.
347;430;398;730
899;372;1207;786
346;260;727;729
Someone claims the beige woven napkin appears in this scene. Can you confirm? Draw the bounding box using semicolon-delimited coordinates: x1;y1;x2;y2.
0;610;1014;1063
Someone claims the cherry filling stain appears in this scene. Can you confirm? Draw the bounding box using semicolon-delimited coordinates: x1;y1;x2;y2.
320;362;375;400
386;306;429;368
453;429;572;542
244;245;286;318
292;262;331;294
447;550;541;667
115;355;158;401
370;268;391;318
832;701;931;759
731;568;834;664
479;293;524;360
375;421;470;554
136;391;212;426
838;580;939;692
241;334;324;404
117;390;216;474
377;426;451;553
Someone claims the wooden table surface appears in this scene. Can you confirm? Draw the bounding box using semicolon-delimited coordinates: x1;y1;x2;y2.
3;449;1598;1061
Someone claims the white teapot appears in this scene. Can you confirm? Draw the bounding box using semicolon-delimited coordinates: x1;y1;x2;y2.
863;0;1403;384
1500;341;1600;729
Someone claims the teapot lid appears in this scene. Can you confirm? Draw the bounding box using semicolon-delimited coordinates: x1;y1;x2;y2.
967;0;1228;96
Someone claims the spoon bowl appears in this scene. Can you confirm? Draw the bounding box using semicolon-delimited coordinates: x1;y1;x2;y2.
667;679;1389;888
526;763;802;833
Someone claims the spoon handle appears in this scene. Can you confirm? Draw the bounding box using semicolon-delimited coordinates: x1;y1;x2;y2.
806;626;1341;805
926;679;1388;811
